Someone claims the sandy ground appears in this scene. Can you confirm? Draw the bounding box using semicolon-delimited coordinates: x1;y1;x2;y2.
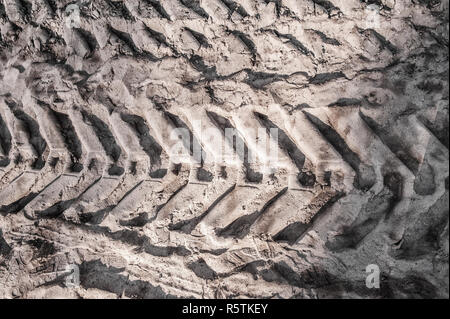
0;0;448;298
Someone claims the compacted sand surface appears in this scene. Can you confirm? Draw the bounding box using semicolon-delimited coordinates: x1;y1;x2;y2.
0;0;448;298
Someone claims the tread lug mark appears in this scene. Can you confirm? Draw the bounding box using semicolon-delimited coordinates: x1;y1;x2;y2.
119;212;149;227
311;0;341;18
358;28;398;55
273;191;345;244
108;25;159;61
0;2;6;20
1;192;38;215
309;72;345;85
38;102;84;173
189;55;222;81
0;154;30;191
179;0;209;19
244;70;288;89
120;113;166;178
228;29;257;63
163;111;213;181
77;225;192;257
251;189;317;235
264;29;314;57
254;112;313;186
43;0;57;14
0;150;65;211
79;260;179;297
143;25;177;54
188;258;218;280
328;98;361;107
418;112;449;149
218;0;249;18
217;187;288;239
35;177;102;219
106;229;192;257
20;168;99;218
142;0;171;21
169;184;236;233
149;168;168;179
16;0;32;22
414;157;436;196
359;111;421;174
4;98;48;170
106;0;135;21
0;114;12;166
308;29;341;46
184;27;211;48
207;111;262;183
93;86;118;115
0;176;61;215
81;110;124;176
390;191;449;260
264;0;282;17
326;172;403;251
413;117;448;195
80;180;144;225
0;229;12;257
0;158;10;167
304;111;375;190
74;28;99;59
152;181;189;221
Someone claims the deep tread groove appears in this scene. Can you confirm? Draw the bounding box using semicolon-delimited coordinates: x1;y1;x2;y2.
36;177;102;219
264;29;314;56
218;0;249;18
228;29;258;63
169;184;237;233
309;29;341;46
120;113;165;176
0;176;61;215
142;0;171;21
178;0;209;19
274;191;346;244
326;173;403;251
304;111;376;190
38;101;84;172
80;180;144;225
81;110;123;176
254;112;311;186
184;27;211;48
0;114;12;165
207;111;263;183
311;0;341;18
106;0;135;21
0;0;447;299
108;25;159;61
4;98;48;170
309;72;345;85
359;111;421;174
74;28;99;59
217;187;288;239
163;111;211;180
